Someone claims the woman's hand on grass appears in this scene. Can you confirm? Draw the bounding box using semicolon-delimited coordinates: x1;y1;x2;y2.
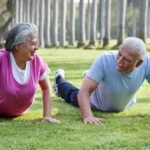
83;116;103;125
42;116;60;123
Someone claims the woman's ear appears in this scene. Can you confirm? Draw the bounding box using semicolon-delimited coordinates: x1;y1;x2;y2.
14;44;20;50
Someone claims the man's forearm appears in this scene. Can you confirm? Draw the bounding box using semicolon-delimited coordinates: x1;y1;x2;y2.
77;90;93;119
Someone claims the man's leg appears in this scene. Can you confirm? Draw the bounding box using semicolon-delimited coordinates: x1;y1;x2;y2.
57;77;79;107
53;69;79;107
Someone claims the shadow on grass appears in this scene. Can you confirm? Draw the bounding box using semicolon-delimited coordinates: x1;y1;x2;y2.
136;97;150;103
47;61;92;70
0;116;40;122
114;114;150;119
1;96;149;124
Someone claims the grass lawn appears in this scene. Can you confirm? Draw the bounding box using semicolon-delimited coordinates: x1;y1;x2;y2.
0;48;150;150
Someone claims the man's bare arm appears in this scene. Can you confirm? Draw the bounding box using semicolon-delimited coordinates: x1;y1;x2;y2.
77;77;103;124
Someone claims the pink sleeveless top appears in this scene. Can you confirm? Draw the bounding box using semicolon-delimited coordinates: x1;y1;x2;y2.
0;49;48;116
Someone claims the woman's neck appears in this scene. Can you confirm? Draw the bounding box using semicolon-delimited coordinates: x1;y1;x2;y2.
12;51;27;70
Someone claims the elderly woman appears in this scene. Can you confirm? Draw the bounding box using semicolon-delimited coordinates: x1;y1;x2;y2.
0;23;60;123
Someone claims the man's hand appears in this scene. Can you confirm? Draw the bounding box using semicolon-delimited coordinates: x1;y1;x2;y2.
83;116;103;125
78;77;101;125
42;116;60;123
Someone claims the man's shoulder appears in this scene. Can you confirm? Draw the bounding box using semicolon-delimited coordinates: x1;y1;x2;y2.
141;55;150;67
97;51;118;62
99;50;118;58
102;50;118;56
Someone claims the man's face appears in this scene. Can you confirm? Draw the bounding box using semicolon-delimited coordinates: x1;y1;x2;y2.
117;46;139;73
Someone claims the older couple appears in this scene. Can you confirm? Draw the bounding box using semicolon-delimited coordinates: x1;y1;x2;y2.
1;23;149;125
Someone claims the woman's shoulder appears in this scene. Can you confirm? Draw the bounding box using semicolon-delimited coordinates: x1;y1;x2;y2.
32;52;47;66
0;49;9;58
33;52;43;62
0;49;10;67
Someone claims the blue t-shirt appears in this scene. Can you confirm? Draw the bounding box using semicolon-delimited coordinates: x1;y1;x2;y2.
88;51;150;112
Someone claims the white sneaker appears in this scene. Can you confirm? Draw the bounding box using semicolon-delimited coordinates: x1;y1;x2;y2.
53;69;65;97
55;69;65;79
82;70;89;78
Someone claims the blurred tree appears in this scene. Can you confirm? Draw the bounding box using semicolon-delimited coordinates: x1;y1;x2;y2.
147;0;150;38
103;0;111;46
44;0;51;47
52;0;58;46
39;0;45;47
117;0;127;45
77;0;85;47
69;0;76;46
0;0;12;42
86;0;91;41
89;0;97;46
132;0;139;37
100;0;105;45
0;16;12;42
23;0;30;22
30;0;35;23
60;0;67;47
35;0;39;26
15;0;19;23
138;0;148;42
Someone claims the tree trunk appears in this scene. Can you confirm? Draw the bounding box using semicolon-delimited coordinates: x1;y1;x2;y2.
100;0;105;45
15;0;19;24
77;0;85;47
23;0;26;22
117;0;127;45
39;0;45;47
52;0;58;46
0;17;12;42
69;0;75;46
86;0;91;41
103;0;111;46
132;0;137;37
138;0;148;42
147;0;150;38
11;0;16;27
35;0;40;26
23;0;30;22
60;0;67;47
89;0;98;45
30;0;35;23
26;0;30;22
44;0;51;47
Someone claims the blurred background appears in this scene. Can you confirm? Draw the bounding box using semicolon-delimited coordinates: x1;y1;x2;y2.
0;0;150;48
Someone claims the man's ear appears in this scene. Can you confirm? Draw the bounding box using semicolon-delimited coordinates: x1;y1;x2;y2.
136;60;143;68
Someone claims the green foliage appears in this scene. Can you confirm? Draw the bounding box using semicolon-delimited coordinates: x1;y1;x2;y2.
6;0;13;12
0;48;150;150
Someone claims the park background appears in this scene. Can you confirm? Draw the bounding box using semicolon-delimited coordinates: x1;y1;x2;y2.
0;0;150;150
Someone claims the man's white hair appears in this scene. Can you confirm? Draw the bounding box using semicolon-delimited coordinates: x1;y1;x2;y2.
122;37;146;60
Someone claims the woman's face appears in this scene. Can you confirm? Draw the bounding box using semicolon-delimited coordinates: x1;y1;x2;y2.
15;33;38;61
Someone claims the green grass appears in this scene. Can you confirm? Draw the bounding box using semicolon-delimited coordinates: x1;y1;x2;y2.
0;48;150;150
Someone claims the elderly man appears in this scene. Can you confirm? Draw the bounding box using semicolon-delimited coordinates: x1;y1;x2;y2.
53;37;150;124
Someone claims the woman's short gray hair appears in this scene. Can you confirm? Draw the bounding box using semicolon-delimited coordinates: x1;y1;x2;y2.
122;37;146;60
5;23;38;52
